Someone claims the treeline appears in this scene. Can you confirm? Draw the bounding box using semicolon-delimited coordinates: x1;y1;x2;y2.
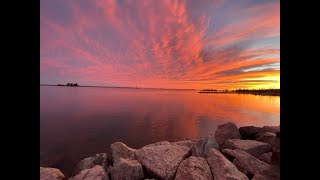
199;88;280;96
57;83;79;86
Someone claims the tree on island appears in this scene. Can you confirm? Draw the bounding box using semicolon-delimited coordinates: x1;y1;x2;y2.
65;83;79;86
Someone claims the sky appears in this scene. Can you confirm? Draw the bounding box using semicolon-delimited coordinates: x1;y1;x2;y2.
40;0;279;90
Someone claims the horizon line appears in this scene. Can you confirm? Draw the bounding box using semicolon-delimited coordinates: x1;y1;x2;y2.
39;84;197;91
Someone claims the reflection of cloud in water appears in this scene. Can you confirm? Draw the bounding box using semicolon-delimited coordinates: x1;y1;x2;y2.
240;109;279;124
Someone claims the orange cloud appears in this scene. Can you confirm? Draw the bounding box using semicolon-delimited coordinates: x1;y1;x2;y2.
41;0;280;89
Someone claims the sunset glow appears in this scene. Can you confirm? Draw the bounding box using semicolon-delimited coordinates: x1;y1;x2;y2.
40;0;280;89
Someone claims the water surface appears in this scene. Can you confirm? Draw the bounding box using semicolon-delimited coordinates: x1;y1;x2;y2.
40;86;279;176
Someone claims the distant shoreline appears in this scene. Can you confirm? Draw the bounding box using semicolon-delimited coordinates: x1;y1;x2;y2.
40;84;196;91
198;89;280;96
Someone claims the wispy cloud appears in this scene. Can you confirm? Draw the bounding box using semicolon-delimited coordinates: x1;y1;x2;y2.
40;0;280;89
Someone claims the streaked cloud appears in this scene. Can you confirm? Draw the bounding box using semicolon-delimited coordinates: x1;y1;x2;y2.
41;0;279;89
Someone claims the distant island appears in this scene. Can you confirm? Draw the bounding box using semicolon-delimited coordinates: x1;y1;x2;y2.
199;88;280;96
57;83;79;87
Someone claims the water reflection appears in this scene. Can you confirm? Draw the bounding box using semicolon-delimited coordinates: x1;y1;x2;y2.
40;86;279;176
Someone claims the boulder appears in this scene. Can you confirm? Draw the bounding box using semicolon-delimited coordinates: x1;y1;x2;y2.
203;135;220;156
255;132;276;146
206;148;248;180
191;138;205;157
68;165;107;180
40;167;65;180
222;149;269;177
111;158;144;180
271;138;280;165
144;141;171;147
258;152;272;165
72;153;109;176
135;143;190;180
191;135;219;157
238;126;263;140
111;142;136;160
174;156;213;180
214;122;242;145
251;173;267;180
251;165;280;180
262;126;280;134
222;139;272;158
172;140;193;149
232;158;249;176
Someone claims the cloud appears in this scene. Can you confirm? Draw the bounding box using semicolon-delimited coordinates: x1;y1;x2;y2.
40;0;280;89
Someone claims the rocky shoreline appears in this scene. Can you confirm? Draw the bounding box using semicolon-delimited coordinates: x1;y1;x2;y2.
40;122;280;180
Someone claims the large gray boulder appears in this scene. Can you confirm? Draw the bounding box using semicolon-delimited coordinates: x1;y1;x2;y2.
68;165;107;180
222;139;272;158
214;122;242;145
111;158;144;180
72;153;109;176
40;167;65;180
174;156;213;180
135;143;190;180
222;149;270;177
255;132;276;145
111;142;136;160
191;135;219;157
239;126;263;140
206;148;248;180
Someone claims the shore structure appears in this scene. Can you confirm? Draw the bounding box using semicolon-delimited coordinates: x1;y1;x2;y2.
40;122;280;180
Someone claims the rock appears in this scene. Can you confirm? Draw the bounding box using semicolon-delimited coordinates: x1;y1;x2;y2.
276;131;280;138
258;152;272;165
203;135;220;156
69;165;107;180
191;138;205;157
191;135;219;157
222;139;272;158
40;167;65;180
135;143;190;180
172;140;193;148
72;153;109;176
251;165;280;180
232;159;249;176
111;142;136;160
262;126;280;134
251;173;267;180
174;156;213;180
222;149;270;177
255;132;276;145
144;141;171;147
239;126;263;140
271;138;280;165
111;158;144;180
214;122;242;145
206;148;248;180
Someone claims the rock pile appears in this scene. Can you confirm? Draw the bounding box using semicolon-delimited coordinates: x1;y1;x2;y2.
40;122;280;180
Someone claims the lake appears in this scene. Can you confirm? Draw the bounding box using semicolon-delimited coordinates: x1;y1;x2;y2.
40;86;280;176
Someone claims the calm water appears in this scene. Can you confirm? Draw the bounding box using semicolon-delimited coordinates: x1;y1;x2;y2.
40;86;280;176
